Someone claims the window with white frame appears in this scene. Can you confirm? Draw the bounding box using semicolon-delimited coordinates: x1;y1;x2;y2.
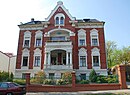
36;38;41;47
78;29;86;46
35;30;42;47
90;29;99;46
91;48;100;67
79;48;87;67
93;56;99;66
54;13;65;26
23;31;31;48
80;56;86;67
34;56;40;66
34;48;41;67
24;38;30;47
79;39;85;46
60;17;64;24
22;56;28;66
80;74;86;80
22;48;29;67
55;17;59;25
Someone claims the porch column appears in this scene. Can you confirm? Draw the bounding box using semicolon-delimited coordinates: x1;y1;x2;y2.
44;52;47;68
66;52;68;65
48;52;51;65
70;52;72;66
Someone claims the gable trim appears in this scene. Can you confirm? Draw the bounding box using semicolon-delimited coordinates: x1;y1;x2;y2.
45;1;75;21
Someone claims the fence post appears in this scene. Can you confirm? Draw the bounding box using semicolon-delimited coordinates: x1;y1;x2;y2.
117;65;127;89
26;73;30;85
72;71;76;88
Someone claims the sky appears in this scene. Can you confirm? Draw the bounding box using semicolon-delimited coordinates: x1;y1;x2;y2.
0;0;130;55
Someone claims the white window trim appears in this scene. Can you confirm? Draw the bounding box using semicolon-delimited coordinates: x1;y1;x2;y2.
78;29;86;46
33;48;41;67
35;30;43;47
23;31;31;48
91;48;100;69
54;13;65;26
78;48;87;67
21;49;30;67
90;29;99;46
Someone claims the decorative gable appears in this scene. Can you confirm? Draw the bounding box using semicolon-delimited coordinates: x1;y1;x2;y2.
45;1;75;21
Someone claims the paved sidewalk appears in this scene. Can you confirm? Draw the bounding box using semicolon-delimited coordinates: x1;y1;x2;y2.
26;89;130;95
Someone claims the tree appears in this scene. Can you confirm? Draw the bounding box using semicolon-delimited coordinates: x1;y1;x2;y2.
117;46;130;64
89;69;97;83
106;40;117;68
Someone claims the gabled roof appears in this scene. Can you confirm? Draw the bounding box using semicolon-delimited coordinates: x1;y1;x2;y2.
0;51;14;58
45;1;75;21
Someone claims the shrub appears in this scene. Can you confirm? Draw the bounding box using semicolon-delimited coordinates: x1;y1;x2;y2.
62;72;72;84
0;71;14;82
13;79;26;85
80;80;90;84
96;75;107;83
44;79;56;85
56;79;67;85
89;69;97;83
35;71;46;84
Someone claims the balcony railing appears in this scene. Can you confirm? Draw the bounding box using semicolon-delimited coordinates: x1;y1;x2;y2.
44;64;73;70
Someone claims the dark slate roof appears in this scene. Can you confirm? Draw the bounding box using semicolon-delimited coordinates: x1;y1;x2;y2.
77;19;101;23
21;21;43;25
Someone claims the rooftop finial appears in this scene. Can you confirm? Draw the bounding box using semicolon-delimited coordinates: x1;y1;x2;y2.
57;1;63;5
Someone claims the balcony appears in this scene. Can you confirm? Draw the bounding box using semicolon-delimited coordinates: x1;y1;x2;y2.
45;40;72;46
44;64;72;70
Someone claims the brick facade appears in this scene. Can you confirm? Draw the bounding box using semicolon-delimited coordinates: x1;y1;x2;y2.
15;1;107;78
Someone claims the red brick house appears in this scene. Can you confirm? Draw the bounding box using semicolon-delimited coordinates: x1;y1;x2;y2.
15;1;107;79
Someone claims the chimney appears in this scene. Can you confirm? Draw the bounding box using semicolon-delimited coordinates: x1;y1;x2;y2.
31;18;34;22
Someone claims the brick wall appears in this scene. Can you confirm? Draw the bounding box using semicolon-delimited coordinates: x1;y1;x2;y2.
26;65;127;92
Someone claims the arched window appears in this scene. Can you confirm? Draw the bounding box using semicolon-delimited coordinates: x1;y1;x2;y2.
91;48;100;68
54;13;65;26
23;31;31;48
34;48;41;67
35;30;43;47
22;49;29;67
78;48;87;67
55;17;59;25
90;29;99;46
78;29;86;46
60;17;64;24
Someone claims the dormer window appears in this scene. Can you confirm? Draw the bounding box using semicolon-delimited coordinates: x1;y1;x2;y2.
60;17;64;24
54;13;65;26
56;17;59;24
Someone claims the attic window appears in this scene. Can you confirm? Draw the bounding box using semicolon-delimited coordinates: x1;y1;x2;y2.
56;17;59;24
54;13;65;26
60;17;64;24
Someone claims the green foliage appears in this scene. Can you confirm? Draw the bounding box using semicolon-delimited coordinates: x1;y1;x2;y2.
106;40;117;68
62;72;72;84
0;71;14;82
106;40;130;68
13;79;26;85
79;80;90;84
96;75;118;83
56;79;67;85
44;79;56;85
35;71;46;84
96;75;108;83
89;69;97;83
